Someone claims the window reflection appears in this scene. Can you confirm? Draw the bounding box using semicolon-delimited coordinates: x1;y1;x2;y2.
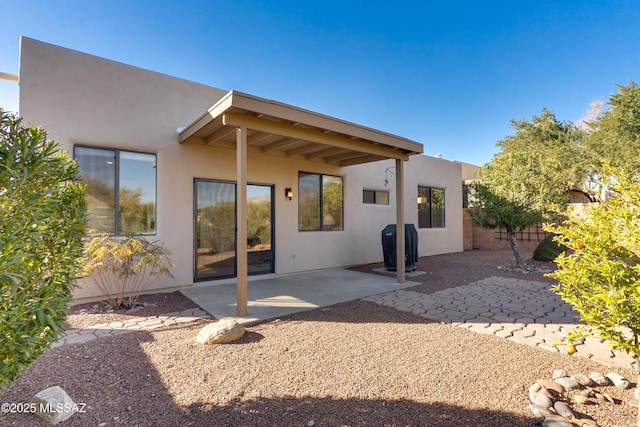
75;147;116;233
322;175;343;230
298;172;343;231
417;186;445;229
119;152;156;234
74;146;156;235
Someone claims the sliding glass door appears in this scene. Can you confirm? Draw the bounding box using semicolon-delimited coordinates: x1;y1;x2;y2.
195;180;274;281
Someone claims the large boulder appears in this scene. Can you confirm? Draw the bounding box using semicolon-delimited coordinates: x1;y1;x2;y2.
196;319;245;344
30;386;77;425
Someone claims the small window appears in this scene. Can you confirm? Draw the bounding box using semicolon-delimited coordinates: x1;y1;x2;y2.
298;172;343;231
74;146;156;235
363;190;389;205
417;186;445;229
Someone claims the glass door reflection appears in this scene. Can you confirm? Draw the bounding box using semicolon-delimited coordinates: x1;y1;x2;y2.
195;181;273;281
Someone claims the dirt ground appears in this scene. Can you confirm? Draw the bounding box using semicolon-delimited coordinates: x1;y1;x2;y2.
1;249;637;427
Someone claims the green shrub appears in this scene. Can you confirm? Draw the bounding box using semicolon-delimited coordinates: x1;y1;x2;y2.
82;234;174;309
532;234;566;262
0;110;87;392
546;168;640;425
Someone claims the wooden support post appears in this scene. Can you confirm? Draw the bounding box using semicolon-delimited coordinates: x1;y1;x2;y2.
395;158;405;284
236;126;248;316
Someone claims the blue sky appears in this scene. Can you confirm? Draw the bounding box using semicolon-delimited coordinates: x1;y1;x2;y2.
0;1;637;166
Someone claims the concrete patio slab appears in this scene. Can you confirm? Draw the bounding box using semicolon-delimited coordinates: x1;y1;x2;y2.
179;269;420;325
372;268;427;278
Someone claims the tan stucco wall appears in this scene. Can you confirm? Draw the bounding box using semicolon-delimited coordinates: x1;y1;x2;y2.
459;161;481;181
18;37;464;301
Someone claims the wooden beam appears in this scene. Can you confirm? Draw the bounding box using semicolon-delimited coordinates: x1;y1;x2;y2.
181;136;206;145
205;126;235;144
223;112;409;161
325;151;367;163
340;154;386;167
247;131;272;145
305;146;346;160
286;142;324;157
206;140;236;150
261;137;299;153
0;72;19;82
236;126;248;316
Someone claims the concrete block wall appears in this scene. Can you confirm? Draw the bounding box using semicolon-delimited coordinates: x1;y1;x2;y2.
463;209;551;254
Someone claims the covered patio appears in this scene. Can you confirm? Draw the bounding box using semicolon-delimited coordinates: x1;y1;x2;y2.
180;268;420;325
179;90;423;316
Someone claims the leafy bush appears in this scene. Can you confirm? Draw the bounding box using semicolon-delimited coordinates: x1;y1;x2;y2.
82;234;174;309
532;234;566;262
0;110;87;392
546;168;640;425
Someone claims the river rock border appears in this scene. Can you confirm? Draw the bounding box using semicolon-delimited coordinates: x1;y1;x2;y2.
529;369;634;426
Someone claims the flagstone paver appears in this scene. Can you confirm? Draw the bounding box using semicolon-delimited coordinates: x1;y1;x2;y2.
364;276;636;370
51;308;210;348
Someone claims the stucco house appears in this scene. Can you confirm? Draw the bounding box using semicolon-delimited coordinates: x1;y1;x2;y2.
13;37;469;312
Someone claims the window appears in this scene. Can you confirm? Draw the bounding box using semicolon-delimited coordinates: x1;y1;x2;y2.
417;186;445;228
74;146;156;235
363;190;389;205
298;172;343;231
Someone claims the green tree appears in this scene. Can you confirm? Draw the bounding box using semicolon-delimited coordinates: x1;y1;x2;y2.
546;168;640;426
585;81;640;174
0;110;87;392
469;109;585;268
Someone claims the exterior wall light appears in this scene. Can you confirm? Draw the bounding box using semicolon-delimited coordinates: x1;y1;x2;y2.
285;187;294;201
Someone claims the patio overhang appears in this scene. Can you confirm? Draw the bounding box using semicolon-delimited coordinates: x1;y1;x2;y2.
179;90;424;317
179;90;423;166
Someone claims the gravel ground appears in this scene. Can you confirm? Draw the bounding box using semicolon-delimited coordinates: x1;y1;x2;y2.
63;292;201;330
1;250;638;427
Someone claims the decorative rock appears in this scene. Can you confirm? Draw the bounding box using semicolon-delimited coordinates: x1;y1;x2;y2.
573;395;589;405
589;372;609;386
553;401;575;420
30;386;77;425
575;417;598;426
571;373;593;387
553;369;568;379
531;383;553;398
538;379;564;395
595;392;607;403
530;383;542;394
629;398;638;408
554;377;581;390
579;389;594;397
605;372;630;389
542;414;576;426
530;403;555;418
530;391;553;408
195;319;245;344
